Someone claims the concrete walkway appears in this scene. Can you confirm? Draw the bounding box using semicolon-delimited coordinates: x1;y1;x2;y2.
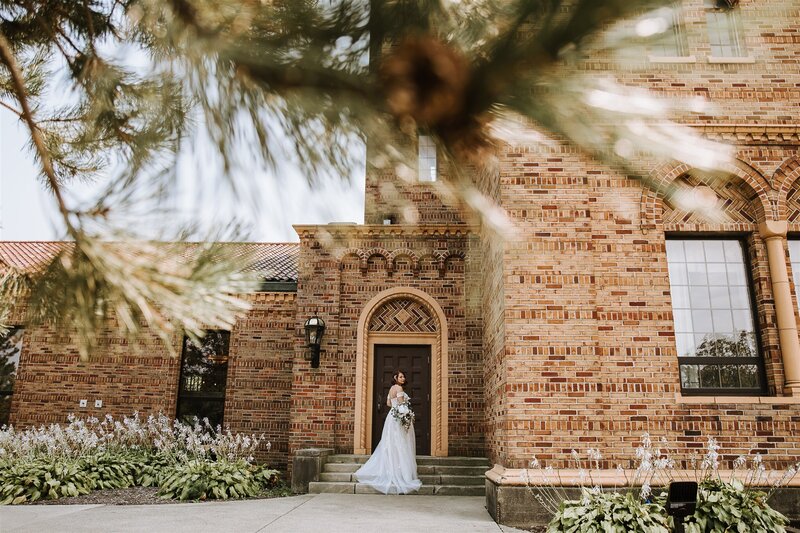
0;494;527;533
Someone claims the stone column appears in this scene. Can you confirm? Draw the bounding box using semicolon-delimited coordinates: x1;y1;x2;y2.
759;220;800;396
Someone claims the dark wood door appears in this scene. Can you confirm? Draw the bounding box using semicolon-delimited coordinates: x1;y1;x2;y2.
371;344;431;455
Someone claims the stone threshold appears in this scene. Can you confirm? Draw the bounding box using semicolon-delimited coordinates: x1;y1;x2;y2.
674;393;800;405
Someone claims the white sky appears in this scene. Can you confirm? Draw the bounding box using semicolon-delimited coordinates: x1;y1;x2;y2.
0;110;365;243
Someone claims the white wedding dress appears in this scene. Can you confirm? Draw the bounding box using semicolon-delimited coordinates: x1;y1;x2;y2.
354;391;422;494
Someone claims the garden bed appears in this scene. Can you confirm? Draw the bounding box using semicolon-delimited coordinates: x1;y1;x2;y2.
26;484;292;505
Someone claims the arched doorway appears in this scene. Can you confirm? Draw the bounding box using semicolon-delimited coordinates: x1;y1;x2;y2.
354;287;449;456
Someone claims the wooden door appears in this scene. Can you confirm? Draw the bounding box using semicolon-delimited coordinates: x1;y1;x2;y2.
371;344;431;455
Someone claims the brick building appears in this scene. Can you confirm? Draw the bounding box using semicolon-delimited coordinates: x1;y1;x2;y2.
2;0;800;519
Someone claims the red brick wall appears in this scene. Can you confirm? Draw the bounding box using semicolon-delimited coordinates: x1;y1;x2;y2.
9;293;297;470
289;225;485;457
491;136;800;469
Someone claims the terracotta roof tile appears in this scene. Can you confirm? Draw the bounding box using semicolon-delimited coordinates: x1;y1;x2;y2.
0;241;299;282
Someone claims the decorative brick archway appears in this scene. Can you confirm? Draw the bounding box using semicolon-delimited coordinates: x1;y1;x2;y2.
354;287;449;456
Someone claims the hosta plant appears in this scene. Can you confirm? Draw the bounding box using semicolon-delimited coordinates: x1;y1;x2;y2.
80;452;141;490
679;479;789;533
547;489;670;533
0;459;94;504
157;459;264;501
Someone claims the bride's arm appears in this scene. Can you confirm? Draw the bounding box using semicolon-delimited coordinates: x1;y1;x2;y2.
387;385;405;406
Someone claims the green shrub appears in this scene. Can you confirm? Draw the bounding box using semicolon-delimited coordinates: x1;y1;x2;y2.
80;452;140;490
0;459;94;504
135;452;175;487
680;479;789;533
547;489;670;533
250;464;280;489
157;459;263;501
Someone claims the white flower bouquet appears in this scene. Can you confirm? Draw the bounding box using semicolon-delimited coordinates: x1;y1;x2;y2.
390;401;415;432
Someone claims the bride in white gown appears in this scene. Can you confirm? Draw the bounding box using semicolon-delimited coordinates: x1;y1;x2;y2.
354;370;422;494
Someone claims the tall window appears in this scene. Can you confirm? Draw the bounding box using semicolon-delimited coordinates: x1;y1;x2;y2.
704;0;747;57
651;5;689;57
666;238;764;394
789;239;800;313
0;327;23;427
418;134;437;182
176;331;230;428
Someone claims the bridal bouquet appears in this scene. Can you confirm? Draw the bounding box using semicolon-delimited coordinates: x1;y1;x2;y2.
390;401;415;432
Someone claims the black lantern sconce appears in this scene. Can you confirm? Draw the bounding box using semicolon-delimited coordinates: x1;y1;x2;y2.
303;315;326;368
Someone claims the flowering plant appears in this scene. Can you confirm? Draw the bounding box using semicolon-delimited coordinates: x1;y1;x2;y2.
390;400;415;432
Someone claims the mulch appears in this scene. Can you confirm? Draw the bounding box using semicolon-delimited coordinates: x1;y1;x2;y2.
26;486;291;506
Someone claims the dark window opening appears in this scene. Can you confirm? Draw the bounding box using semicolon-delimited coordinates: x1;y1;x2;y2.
176;331;230;428
0;327;23;427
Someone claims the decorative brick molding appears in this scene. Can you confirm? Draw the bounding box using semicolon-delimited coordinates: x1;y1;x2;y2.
354;287;449;456
368;298;437;333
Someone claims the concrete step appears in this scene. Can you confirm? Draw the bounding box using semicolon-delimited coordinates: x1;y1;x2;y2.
325;455;489;467
320;472;443;484
439;474;485;485
323;463;488;476
326;454;369;464
308;481;485;496
323;463;360;473
432;465;488;476
435;485;485;496
416;456;490;466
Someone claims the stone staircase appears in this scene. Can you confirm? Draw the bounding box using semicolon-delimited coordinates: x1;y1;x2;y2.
308;455;490;496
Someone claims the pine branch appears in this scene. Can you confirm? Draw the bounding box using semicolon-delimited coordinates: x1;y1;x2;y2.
0;29;76;235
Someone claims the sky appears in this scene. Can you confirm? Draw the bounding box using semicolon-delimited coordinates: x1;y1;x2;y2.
0;109;366;243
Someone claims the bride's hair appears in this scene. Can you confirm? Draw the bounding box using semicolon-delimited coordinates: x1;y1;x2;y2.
391;369;408;388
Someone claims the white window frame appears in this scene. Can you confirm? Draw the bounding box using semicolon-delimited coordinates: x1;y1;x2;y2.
417;135;437;182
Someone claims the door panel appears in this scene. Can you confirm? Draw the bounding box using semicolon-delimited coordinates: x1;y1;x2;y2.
371;344;431;455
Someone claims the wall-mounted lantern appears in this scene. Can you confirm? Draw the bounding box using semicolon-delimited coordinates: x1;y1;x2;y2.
303;315;326;368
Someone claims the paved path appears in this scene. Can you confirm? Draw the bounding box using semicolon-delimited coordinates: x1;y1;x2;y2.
0;494;527;533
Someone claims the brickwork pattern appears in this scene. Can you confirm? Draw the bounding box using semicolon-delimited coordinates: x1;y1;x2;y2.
368;298;437;332
8;293;297;471
289;226;484;459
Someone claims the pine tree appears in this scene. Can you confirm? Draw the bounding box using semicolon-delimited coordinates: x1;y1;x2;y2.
0;0;731;359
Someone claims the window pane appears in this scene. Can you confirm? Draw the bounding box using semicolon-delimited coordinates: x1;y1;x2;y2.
418;135;437;182
177;399;225;429
680;364;700;388
687;263;707;286
666;240;685;262
0;327;22;427
788;239;800;314
673;310;693;333
700;365;721;388
706;7;746;57
666;239;763;393
712;310;733;334
0;328;22;395
704;241;725;262
177;331;230;426
739;365;759;388
709;286;731;309
730;286;750;309
676;333;695;357
719;364;741;388
685;241;705;262
671;285;691;309
692;310;713;333
668;262;688;285
689;287;710;309
707;263;727;286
